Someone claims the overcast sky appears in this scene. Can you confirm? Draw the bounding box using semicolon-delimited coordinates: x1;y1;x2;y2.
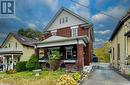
0;0;130;48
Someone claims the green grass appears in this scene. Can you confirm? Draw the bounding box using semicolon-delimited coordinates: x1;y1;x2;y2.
0;70;66;85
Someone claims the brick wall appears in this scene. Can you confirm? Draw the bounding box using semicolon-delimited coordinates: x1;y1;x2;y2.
77;44;84;70
57;27;71;37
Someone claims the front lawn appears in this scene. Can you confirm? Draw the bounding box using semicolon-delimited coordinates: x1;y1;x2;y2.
0;70;67;85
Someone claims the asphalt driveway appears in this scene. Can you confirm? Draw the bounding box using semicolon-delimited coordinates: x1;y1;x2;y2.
81;63;130;85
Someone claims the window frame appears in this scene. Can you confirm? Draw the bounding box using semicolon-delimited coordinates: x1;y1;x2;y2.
65;47;73;60
71;26;78;37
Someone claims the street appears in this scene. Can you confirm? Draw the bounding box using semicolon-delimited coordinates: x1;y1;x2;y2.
81;63;130;85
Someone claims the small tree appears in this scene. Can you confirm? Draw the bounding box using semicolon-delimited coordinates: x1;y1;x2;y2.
26;54;40;71
16;61;27;72
48;50;62;71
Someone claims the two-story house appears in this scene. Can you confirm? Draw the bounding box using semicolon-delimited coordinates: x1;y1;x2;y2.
109;11;130;74
0;33;36;71
34;7;94;70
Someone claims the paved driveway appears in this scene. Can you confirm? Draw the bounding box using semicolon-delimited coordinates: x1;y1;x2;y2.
81;63;130;85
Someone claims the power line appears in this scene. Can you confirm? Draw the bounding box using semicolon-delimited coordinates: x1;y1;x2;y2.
70;0;120;20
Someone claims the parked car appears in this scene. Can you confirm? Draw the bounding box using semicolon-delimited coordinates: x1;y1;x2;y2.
92;54;98;62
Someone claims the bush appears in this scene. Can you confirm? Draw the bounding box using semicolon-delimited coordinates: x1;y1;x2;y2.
16;61;27;72
48;50;62;71
6;69;16;74
26;54;40;71
56;74;77;85
72;72;81;82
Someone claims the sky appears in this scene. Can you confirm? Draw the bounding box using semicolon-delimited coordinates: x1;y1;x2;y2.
0;0;130;48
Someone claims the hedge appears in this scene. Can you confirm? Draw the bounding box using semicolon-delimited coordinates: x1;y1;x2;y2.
16;61;27;72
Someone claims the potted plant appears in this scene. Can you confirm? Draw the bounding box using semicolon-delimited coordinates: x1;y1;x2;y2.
48;50;62;71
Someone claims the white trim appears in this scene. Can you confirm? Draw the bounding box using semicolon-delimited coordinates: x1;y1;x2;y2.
66;47;73;59
39;60;46;62
63;60;76;63
71;26;79;29
51;30;57;33
71;26;78;37
11;54;14;69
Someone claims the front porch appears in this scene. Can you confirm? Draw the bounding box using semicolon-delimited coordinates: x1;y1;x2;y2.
34;35;89;70
0;48;22;71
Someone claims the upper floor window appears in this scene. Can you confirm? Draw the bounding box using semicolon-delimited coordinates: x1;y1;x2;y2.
15;42;17;49
65;17;68;22
59;17;68;24
71;26;78;37
9;43;10;48
117;43;120;60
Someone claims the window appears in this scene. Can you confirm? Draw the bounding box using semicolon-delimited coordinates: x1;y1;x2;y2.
113;48;114;60
59;18;62;24
18;57;20;62
62;18;64;23
66;47;72;60
71;26;78;37
15;42;17;49
117;44;120;60
48;47;60;59
65;17;68;22
59;17;68;24
9;43;10;48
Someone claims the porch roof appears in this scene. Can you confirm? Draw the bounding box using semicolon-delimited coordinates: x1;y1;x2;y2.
0;51;23;54
34;35;88;48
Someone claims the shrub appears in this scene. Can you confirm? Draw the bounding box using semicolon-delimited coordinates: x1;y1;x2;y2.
72;72;81;82
56;74;77;85
48;50;62;71
16;61;27;72
26;54;40;71
6;69;16;74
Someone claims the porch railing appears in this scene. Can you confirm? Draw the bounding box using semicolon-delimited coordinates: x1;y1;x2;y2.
39;59;77;63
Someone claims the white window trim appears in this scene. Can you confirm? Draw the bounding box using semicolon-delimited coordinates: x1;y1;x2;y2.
66;47;73;59
71;26;78;37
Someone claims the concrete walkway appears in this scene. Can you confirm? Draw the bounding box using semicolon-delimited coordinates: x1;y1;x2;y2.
81;63;130;85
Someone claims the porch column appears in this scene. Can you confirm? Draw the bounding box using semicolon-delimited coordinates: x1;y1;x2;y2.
35;48;39;57
11;54;14;69
77;44;84;70
34;44;40;57
1;55;5;71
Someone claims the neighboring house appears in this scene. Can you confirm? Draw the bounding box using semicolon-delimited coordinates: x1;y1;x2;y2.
109;11;130;74
0;33;36;71
34;7;94;70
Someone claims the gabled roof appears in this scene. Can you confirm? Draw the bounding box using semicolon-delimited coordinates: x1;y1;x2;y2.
1;33;37;47
109;11;130;41
43;7;92;32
